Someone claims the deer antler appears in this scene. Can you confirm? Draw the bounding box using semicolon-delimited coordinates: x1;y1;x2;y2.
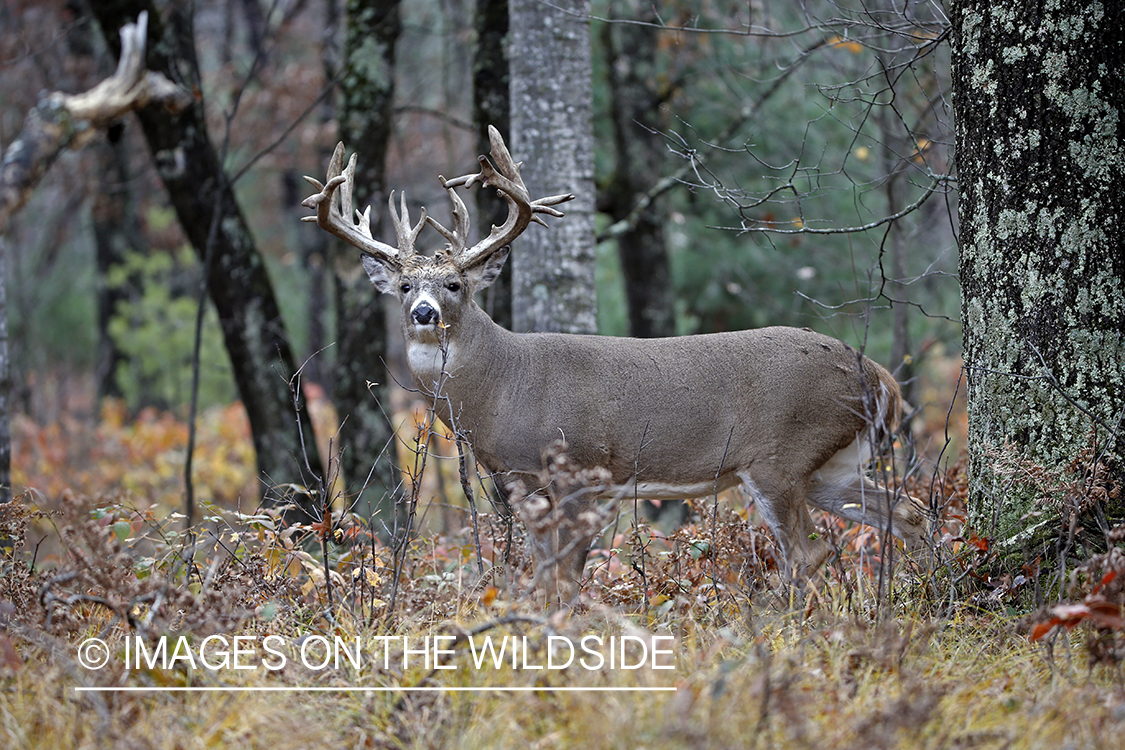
428;125;576;269
301;142;426;261
387;190;428;254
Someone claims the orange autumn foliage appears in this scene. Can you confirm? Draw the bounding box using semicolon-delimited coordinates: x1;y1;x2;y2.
12;399;257;512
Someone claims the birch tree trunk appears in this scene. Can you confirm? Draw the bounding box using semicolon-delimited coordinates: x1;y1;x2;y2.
508;0;596;334
952;0;1125;548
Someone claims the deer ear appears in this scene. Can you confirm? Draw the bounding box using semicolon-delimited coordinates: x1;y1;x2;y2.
361;255;400;295
468;247;509;291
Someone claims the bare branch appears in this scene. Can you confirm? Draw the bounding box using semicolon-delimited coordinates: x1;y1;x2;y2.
0;12;191;233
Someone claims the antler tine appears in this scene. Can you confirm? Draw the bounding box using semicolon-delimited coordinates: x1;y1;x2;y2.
427;175;472;254
387;191;427;256
439;125;576;269
301;142;401;261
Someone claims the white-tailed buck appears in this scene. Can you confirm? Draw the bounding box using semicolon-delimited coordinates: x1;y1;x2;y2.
303;126;930;600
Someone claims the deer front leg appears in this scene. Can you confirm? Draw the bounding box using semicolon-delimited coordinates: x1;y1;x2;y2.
514;490;598;605
740;471;830;582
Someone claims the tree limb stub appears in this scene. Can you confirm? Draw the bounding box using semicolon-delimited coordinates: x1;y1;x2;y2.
0;12;191;233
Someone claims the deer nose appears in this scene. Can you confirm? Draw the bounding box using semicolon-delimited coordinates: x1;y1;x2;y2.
412;302;438;326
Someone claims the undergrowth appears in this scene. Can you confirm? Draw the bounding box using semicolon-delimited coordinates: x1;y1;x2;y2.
2;401;1124;749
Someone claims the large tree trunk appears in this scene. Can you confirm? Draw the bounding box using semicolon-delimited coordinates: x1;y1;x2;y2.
598;3;674;339
952;0;1125;550
508;0;596;334
335;0;401;533
87;0;324;517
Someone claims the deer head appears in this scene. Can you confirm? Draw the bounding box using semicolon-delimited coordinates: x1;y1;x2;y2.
301;126;573;352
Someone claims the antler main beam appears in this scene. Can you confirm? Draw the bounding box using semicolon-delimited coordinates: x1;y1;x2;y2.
428;125;576;269
301;142;425;261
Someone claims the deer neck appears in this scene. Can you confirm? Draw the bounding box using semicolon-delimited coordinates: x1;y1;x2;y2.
405;301;503;402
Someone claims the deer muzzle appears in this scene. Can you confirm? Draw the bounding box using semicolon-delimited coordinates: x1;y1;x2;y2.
412;301;439;326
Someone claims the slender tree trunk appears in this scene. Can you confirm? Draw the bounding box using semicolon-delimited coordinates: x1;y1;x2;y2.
952;0;1125;549
876;100;917;417
92;138;141;400
473;0;512;329
598;4;674;339
284;168;330;388
0;235;8;502
870;0;923;430
88;0;325;517
508;0;596;334
282;0;341;391
336;0;401;532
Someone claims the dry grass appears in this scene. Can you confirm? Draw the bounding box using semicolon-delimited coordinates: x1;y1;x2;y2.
2;481;1124;750
3;389;1122;749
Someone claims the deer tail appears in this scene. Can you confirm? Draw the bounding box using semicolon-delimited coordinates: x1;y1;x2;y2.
870;364;904;446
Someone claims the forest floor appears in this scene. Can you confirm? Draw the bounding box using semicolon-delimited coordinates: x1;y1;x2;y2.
2;394;1124;750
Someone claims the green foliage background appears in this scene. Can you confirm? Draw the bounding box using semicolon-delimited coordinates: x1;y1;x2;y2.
106;246;235;410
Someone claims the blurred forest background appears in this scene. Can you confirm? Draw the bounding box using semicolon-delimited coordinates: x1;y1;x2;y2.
0;0;963;527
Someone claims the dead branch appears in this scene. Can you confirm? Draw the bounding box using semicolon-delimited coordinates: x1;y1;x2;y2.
0;12;191;233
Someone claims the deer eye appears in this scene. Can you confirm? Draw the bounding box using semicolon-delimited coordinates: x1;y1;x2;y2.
400;283;411;294
446;281;461;293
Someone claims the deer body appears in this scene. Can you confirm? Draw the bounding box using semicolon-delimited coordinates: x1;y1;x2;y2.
412;304;881;496
303;127;929;601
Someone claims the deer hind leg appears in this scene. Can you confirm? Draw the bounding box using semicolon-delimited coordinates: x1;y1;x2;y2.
739;470;830;582
515;490;597;605
806;441;930;554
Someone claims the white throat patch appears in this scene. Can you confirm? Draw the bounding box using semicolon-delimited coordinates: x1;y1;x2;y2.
407;340;458;381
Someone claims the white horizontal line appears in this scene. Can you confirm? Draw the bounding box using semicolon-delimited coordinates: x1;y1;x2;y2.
75;686;676;693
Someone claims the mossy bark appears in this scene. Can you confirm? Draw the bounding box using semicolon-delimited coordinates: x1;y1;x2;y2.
336;0;401;533
951;0;1124;553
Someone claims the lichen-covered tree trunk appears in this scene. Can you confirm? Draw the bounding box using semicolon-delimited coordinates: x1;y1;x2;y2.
88;0;324;517
952;0;1124;548
598;3;674;339
508;0;596;334
336;0;401;531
